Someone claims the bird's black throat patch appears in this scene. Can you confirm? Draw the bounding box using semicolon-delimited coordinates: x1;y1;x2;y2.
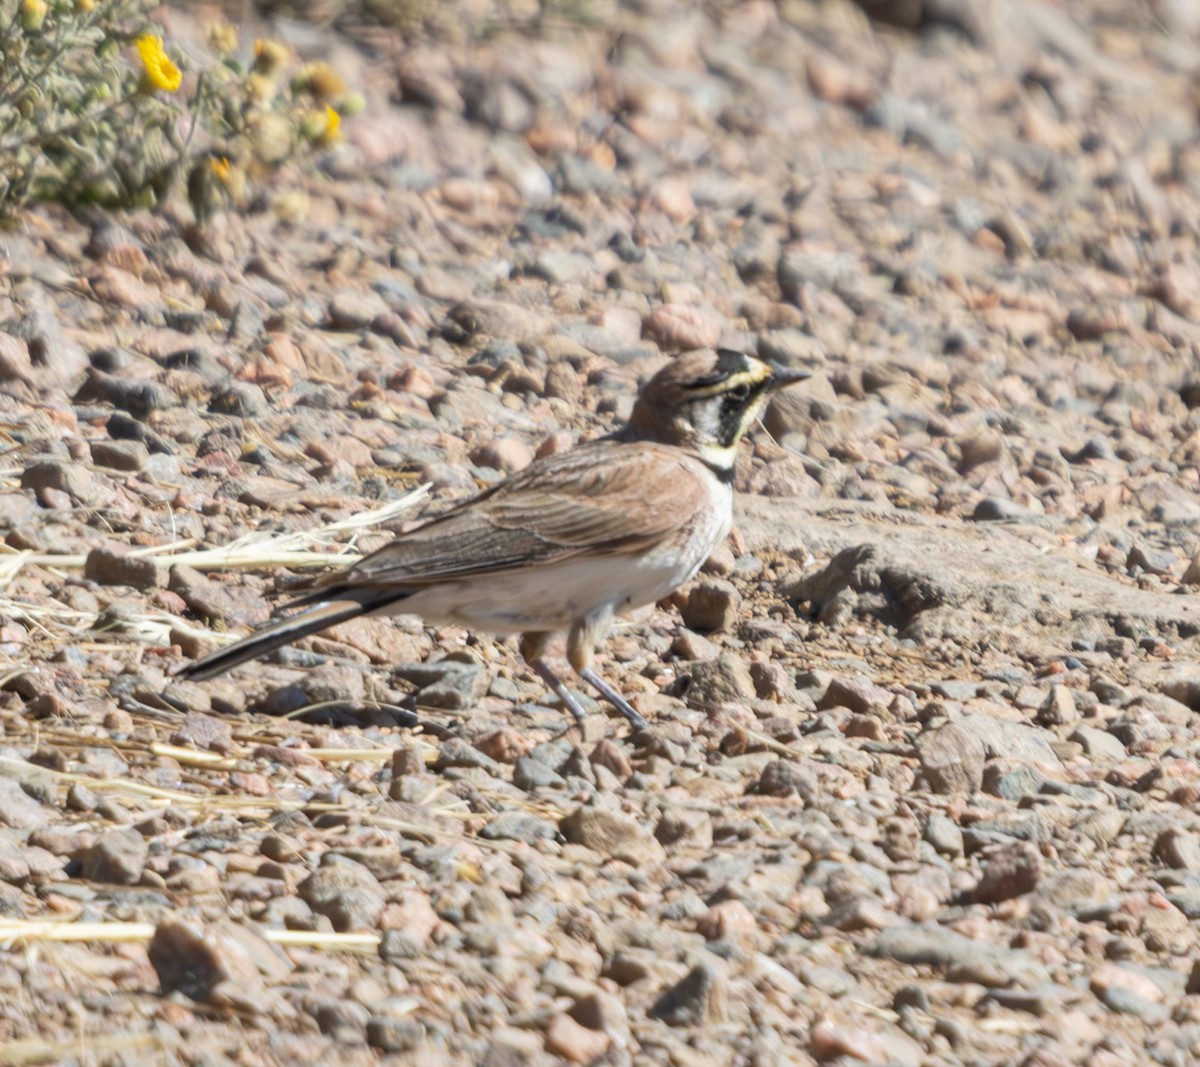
716;382;768;447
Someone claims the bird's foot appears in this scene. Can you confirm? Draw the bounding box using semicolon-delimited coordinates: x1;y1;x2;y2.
579;667;648;731
531;658;646;731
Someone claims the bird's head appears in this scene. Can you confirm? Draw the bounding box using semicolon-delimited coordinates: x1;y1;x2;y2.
626;348;811;471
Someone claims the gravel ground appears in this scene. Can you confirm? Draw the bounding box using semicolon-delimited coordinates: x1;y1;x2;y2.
4;0;1200;1063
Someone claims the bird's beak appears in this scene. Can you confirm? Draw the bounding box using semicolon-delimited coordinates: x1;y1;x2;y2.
767;365;813;389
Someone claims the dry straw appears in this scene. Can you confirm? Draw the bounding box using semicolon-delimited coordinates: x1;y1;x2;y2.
0;919;380;951
0;486;429;643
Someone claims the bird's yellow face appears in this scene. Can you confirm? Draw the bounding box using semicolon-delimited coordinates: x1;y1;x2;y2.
670;349;808;470
626;348;811;468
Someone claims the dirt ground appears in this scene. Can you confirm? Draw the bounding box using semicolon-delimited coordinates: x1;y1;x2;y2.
4;0;1200;1063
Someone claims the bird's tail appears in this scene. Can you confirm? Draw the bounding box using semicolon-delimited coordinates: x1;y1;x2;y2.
177;588;401;681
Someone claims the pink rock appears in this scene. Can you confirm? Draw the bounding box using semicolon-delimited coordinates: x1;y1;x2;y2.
470;435;535;473
599;306;643;344
642;304;722;352
695;899;759;947
1090;961;1166;1003
379;889;442;944
535;430;574;459
809;1017;922;1067
544;1012;611;1063
649;176;696;223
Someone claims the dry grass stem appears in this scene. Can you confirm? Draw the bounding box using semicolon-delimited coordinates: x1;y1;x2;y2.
0;919;381;952
0;486;429;589
148;742;241;769
0;488;431;661
0;1032;173;1066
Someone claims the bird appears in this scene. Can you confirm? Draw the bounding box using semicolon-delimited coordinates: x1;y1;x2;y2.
179;348;810;729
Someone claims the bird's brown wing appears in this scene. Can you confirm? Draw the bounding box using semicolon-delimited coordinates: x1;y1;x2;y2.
310;441;710;591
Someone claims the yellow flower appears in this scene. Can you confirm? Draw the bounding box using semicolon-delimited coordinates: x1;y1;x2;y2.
322;105;340;143
209;156;232;181
19;0;47;33
136;34;182;93
303;105;341;145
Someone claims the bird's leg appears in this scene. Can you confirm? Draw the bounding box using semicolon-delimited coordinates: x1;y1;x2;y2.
530;660;590;724
568;615;648;731
519;633;587;724
578;667;647;731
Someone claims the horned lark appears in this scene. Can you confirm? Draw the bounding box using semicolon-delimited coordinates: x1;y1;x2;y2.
180;348;809;729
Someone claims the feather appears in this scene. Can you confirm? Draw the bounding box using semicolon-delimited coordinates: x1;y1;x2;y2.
311;442;711;590
178;592;404;680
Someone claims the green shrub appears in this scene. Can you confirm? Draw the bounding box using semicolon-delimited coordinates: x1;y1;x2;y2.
0;0;356;221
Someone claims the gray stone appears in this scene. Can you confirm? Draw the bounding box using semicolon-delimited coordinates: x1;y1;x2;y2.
1159;672;1200;710
434;737;502;776
648;958;727;1026
20;461;104;506
84;548;160;591
916;722;984;796
873;924;1048;986
328;289;390;329
0;334;32;382
979;984;1078;1017
0;491;37;531
819;675;895;714
982;762;1048;801
81;829;148;885
394;660;487;710
654;807;714;849
513;756;565;791
367;1017;424;1053
568;988;630;1046
1108;706;1174;745
378;930;424;961
1073;808;1127;847
1032;869;1119;918
168;564;270;627
960;712;1062;767
1167;886;1200;919
1037;685;1078;726
1070;724;1127;761
480;811;558;843
298;858;386;931
1127;543;1175;575
89;438;149;471
1093;983;1169;1022
0;778;49;830
77;368;174;417
676;653;756;709
559;806;666;865
170;711;233;753
1154;828;1200;871
971;497;1035;521
970;842;1041;903
680;579;742;633
149;918;265;1005
931;680;979;701
923;814;964;856
589;739;632;780
208;381;266;417
313;998;370;1042
754;759;820;801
